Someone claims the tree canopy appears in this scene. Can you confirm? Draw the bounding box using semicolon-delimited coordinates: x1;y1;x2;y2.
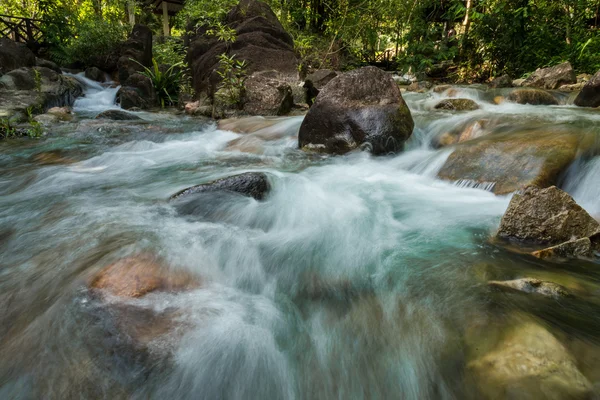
3;0;600;79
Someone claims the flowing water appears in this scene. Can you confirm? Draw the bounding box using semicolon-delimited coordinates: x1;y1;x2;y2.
1;83;600;399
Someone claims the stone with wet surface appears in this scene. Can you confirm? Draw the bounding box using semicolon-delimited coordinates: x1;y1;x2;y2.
437;130;586;195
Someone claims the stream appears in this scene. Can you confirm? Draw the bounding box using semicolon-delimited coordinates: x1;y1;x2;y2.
1;77;600;399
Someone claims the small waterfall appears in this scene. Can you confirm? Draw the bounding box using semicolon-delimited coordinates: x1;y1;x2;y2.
454;179;496;192
65;72;121;113
563;156;600;218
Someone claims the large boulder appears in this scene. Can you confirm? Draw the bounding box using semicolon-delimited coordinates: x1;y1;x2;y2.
170;172;271;201
118;24;152;83
522;62;576;90
468;322;592;399
304;69;338;105
437;131;586;195
241;73;293;116
298;66;414;155
0;38;36;75
85;66;107;83
506;89;558;105
35;58;61;74
117;73;157;110
188;0;298;97
0;67;83;122
574;69;600;108
497;185;600;247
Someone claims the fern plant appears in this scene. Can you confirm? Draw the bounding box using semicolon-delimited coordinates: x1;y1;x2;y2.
132;58;185;108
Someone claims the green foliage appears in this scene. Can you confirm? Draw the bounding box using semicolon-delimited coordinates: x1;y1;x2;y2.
206;22;237;43
134;58;185;108
153;38;187;66
0;119;18;139
176;0;237;30
51;17;129;66
216;54;247;106
33;69;42;92
26;121;44;138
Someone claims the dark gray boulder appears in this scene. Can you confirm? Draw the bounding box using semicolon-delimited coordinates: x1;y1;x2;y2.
170;172;270;201
187;0;298;97
574;70;600;108
85;67;107;83
298;66;414;155
304;69;338;105
118;24;152;83
0;38;36;75
117;73;157;110
35;58;61;74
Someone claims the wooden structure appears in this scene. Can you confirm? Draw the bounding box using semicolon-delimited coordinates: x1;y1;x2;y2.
144;0;185;36
0;14;44;47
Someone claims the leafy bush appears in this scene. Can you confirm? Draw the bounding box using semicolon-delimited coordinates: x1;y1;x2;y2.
153;38;187;66
215;53;247;106
50;18;128;67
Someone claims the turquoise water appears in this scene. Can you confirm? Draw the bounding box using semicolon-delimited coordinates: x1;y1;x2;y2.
1;84;600;399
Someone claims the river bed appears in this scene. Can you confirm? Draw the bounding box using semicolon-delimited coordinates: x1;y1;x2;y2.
1;80;600;399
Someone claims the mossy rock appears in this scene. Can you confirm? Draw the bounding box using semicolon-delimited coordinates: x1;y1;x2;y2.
506;89;558;105
434;98;479;111
438;130;588;194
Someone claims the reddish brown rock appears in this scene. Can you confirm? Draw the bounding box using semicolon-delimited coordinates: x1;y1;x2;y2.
90;254;201;298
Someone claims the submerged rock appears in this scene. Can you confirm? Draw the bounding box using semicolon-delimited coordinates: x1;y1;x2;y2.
574;69;600;108
95;109;142;121
433;119;491;148
170;172;271;201
497;186;600;246
489;278;571;299
298;66;414;155
522;62;577;90
218;116;284;133
437;131;583;195
434;98;479;111
468;322;592;399
90;254;200;298
532;237;597;260
506;89;558;105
